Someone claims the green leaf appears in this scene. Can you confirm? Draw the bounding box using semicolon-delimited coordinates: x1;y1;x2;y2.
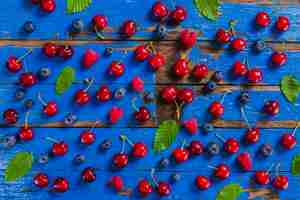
55;66;75;95
66;0;92;14
292;154;300;176
194;0;220;21
216;184;244;200
153;120;180;152
5;152;34;182
280;75;300;104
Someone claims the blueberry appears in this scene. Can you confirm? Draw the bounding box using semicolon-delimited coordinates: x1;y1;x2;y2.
104;48;113;56
71;19;84;34
114;88;127;100
239;92;250;105
212;71;224;82
100;139;112;150
155;24;167;40
1;135;17;148
159;157;170;168
171;173;181;182
253;40;266;52
143;92;155;103
64;113;77;126
24;99;34;110
38;154;49;164
203;123;214;133
15;89;26;100
206;142;220;156
38;67;51;80
23;21;35;34
203;81;217;93
260;144;273;157
73;154;85;164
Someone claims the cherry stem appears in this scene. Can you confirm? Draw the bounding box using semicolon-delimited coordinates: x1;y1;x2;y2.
84;77;95;92
17;49;33;62
244;56;249;67
267;163;275;174
89;120;100;132
120;135;126;153
228;19;237;35
292;122;300;136
150;168;159;187
207;165;217;170
146;42;156;55
240;106;252;130
45;137;59;144
275;163;281;176
37;92;47;106
174;101;183;121
180;140;186;149
24;112;30;129
215;133;225;143
220;90;231;104
120;135;134;146
131;97;139;112
94;26;104;40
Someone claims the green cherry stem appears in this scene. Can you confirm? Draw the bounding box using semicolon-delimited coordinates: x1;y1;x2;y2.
17;49;33;62
45;137;59;144
131;97;139;112
120;135;127;153
215;133;226;143
174;101;183;121
120;135;134;147
37;92;47;106
220;90;231;104
267;163;275;174
94;26;105;40
292;122;300;136
240;106;252;130
84;77;95;92
24;111;30;129
150;168;159;187
89;120;100;132
180;139;187;149
275;163;281;177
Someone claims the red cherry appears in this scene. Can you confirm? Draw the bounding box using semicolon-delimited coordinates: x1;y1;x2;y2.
148;54;165;71
224;138;240;154
33;173;49;188
244;128;260;144
132;142;148;158
6;57;22;73
236;152;252;171
113;153;129;168
96;85;112;102
108;61;125;77
74;90;90;105
177;88;193;104
80;130;96;145
3;108;19;124
52;142;68;156
19;72;37;88
151;1;169;20
263;100;280;116
172;58;190;78
208;101;224;118
57;45;74;59
82;49;100;68
273;175;288;190
183;118;198;135
254;171;270;185
161;86;177;103
169;6;187;24
280;133;297;150
247;68;263;83
52;177;69;193
138;179;153;197
271;52;287;67
18;127;34;141
108;176;124;191
109;106;124;124
40;0;56;13
81;167;96;183
214;164;230;179
192;64;209;80
188;140;204;155
275;16;290;32
215;28;231;44
255;12;270;27
43;101;58;116
134;107;151;123
43;42;58;57
232;60;248;77
120;20;137;37
172;148;189;163
179;29;197;49
231;38;246;52
135;45;150;61
195;176;211;190
92;15;108;30
156;181;171;196
131;76;145;93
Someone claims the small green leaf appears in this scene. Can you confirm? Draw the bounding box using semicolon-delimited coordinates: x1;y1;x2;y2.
5;152;34;182
55;66;75;95
292;154;300;176
280;75;300;104
66;0;92;14
216;184;244;200
153;120;180;152
194;0;220;21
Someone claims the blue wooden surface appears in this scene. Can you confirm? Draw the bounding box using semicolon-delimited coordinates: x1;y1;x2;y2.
1;0;300;200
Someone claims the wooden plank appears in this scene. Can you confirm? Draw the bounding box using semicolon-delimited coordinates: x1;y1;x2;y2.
1;0;300;41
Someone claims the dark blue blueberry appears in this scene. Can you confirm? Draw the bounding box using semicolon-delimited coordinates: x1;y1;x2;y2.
159;157;170;168
143;92;155;103
203;81;217;93
206;142;220;156
24;99;34;110
212;71;224;82
64;113;77;126
100;139;112;150
71;19;84;33
38;154;49;164
15;89;26;100
171;173;181;182
155;24;167;40
253;40;266;52
1;135;17;148
104;48;113;56
73;154;85;164
37;67;51;80
239;92;250;105
23;21;35;34
203;123;214;133
114;88;127;100
260;144;273;157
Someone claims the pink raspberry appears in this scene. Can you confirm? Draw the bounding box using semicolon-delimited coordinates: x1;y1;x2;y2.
109;106;124;124
183;118;198;134
131;76;144;93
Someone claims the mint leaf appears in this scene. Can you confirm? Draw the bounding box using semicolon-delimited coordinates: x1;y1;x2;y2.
153;120;180;152
5;152;34;182
194;0;220;21
66;0;92;14
280;75;300;104
292;154;300;176
216;184;244;200
55;66;75;95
